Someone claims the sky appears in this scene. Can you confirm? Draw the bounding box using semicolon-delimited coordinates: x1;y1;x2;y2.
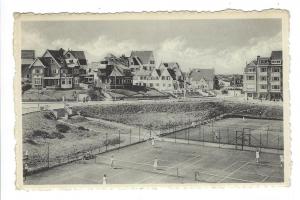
21;19;282;74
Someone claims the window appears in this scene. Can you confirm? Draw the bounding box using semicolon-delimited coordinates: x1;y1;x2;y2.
69;59;74;64
26;74;30;78
62;79;65;85
167;76;170;80
162;76;165;80
248;68;256;72
74;78;78;84
260;76;267;81
247;93;252;97
272;85;280;90
272;68;280;72
89;69;92;73
69;79;72;84
150;60;155;64
34;78;41;85
246;76;255;80
150;83;153;87
259;59;269;64
35;69;40;74
260;85;267;89
272;77;280;81
260;68;267;72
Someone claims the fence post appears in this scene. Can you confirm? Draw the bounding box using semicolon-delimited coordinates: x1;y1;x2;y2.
119;130;121;150
188;128;190;144
266;127;269;147
218;129;221;148
202;126;205;146
227;128;229;144
175;131;177;143
106;133;108;151
277;135;280;150
47;142;50;168
199;124;201;142
130;129;132;144
235;131;237;150
139;126;141;141
259;132;262;150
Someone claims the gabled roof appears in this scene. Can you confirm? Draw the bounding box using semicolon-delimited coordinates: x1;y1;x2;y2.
21;50;35;59
189;68;214;82
161;62;180;69
167;69;177;80
156;69;161;77
28;57;52;69
67;50;87;65
271;51;282;60
45;49;66;67
130;51;154;65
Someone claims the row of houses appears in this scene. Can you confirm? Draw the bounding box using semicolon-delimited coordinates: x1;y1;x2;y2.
243;51;283;100
21;48;94;89
21;49;215;93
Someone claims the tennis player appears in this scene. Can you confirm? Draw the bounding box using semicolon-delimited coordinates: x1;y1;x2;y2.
102;174;107;184
110;155;115;169
256;149;260;164
151;137;155;147
280;154;284;167
153;157;158;170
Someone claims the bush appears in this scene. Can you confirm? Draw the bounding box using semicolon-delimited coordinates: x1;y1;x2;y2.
103;137;122;146
56;124;70;133
22;84;31;94
32;130;50;138
43;112;55;120
51;131;65;139
78;126;89;131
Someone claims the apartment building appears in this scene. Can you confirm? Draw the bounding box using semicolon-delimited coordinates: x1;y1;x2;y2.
243;51;283;100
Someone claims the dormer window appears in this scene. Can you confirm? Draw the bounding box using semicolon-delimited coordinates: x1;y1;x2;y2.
66;53;71;58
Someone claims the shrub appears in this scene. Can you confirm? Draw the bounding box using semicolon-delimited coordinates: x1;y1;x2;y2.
56;124;70;133
43;112;55;120
78;126;89;131
103;137;122;146
22;84;31;94
51;131;65;139
32;130;50;138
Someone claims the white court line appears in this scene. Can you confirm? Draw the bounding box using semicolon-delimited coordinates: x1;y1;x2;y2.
135;154;204;184
217;162;249;183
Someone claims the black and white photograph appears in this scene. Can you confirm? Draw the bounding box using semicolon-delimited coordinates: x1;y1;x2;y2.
15;11;289;187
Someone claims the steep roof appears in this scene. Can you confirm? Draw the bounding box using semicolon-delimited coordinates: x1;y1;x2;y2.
46;49;66;67
189;68;214;82
161;62;180;70
167;69;177;80
67;50;87;65
21;50;35;59
130;51;154;65
271;51;282;60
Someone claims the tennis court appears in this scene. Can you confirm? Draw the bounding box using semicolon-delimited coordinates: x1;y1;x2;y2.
163;118;283;150
25;139;284;185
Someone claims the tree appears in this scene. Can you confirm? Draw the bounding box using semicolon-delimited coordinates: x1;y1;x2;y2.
213;76;220;90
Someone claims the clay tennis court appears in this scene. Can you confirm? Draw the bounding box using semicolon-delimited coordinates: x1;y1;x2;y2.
25;139;284;185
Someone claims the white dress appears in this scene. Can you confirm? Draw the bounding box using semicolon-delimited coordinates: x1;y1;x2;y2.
103;176;107;184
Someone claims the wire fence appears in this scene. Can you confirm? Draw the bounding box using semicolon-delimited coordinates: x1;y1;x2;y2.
160;120;283;151
23;127;152;176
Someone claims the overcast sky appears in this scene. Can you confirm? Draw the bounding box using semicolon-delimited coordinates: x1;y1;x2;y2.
21;19;282;74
